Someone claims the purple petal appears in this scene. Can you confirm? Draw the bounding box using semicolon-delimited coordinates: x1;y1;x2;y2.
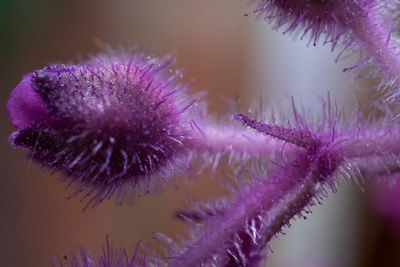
6;74;52;129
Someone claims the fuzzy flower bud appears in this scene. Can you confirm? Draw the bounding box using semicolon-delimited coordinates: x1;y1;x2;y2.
248;0;375;45
249;0;351;45
7;50;197;207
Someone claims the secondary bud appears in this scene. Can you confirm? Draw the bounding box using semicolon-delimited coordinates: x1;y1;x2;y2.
248;0;373;45
7;50;197;207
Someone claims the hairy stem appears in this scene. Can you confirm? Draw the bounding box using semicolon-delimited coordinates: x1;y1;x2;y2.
339;131;400;159
348;3;400;88
187;123;297;156
168;148;335;266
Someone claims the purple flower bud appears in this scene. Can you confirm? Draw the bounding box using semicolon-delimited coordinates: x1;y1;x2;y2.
7;51;197;207
246;0;391;57
247;0;365;45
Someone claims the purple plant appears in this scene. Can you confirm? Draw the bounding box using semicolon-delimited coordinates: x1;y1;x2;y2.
7;51;202;208
6;1;400;266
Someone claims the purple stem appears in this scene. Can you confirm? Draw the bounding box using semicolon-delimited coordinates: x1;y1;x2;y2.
187;123;298;156
346;2;400;88
168;115;343;266
167;146;336;266
339;131;400;159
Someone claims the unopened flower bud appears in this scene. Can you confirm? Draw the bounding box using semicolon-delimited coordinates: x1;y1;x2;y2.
248;0;373;45
7;51;197;207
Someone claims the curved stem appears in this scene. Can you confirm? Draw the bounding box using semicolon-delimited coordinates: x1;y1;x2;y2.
348;3;400;88
167;150;328;266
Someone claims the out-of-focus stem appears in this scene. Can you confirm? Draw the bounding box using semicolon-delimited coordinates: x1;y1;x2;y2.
348;3;400;88
339;131;400;159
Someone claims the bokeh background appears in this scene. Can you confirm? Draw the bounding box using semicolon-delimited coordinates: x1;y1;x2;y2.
1;1;399;266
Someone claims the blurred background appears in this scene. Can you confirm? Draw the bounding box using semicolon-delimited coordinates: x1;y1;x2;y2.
1;1;399;266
